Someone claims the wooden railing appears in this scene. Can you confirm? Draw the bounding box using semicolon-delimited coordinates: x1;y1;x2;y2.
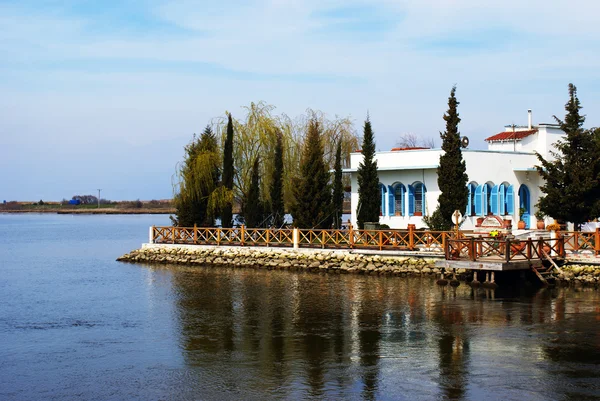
150;225;455;251
445;236;566;262
559;229;600;255
150;225;599;256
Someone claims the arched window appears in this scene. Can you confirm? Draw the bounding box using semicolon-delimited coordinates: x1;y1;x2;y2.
409;182;426;216
390;183;405;216
467;182;478;216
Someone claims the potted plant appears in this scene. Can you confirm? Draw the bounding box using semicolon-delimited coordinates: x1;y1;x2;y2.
534;210;545;229
518;208;526;230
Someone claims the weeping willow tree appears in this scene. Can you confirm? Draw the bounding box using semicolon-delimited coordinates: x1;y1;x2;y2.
171;125;230;227
205;102;360;226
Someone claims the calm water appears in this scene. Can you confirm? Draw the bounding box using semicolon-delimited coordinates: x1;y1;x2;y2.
1;214;600;400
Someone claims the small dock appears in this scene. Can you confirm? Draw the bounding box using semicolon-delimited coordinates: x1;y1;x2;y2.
435;236;566;272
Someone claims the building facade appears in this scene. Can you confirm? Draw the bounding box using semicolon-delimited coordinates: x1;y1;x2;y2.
347;115;564;231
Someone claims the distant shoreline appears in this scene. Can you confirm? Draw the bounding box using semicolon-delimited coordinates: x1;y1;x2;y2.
1;208;174;215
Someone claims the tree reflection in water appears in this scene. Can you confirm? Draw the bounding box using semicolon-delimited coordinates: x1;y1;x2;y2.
167;265;600;400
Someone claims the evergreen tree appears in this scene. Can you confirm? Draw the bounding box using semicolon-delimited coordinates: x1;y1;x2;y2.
356;117;379;229
221;113;235;228
291;120;332;228
172;125;220;227
427;86;469;231
536;83;598;230
242;158;264;228
270;131;285;227
332;140;344;229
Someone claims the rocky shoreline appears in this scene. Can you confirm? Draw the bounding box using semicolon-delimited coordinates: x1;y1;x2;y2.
117;244;600;286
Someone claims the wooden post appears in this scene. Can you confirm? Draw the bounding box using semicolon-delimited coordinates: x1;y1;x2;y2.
443;235;448;258
266;229;270;247
379;231;383;251
559;234;565;258
293;228;299;249
526;237;532;259
469;237;476;261
349;223;354;249
505;238;511;262
193;224;197;244
595;228;600;255
217;228;221;246
408;224;415;251
241;224;245;246
172;227;175;244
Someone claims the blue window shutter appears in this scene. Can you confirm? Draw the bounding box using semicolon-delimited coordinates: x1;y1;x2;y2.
421;184;426;214
474;185;483;215
506;185;514;215
481;184;489;216
408;185;415;216
466;185;472;214
499;184;505;215
380;185;385;216
491;185;499;215
388;185;394;216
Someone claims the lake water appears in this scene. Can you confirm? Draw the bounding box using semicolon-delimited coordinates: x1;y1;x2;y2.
1;214;600;400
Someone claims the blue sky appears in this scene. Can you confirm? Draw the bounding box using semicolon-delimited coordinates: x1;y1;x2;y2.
1;0;599;201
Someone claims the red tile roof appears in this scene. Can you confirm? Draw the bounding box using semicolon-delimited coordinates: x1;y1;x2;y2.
485;129;537;142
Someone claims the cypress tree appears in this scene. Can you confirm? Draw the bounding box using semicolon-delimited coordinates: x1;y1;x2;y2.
291;120;332;228
172;125;220;227
270;131;285;227
356;117;379;229
332;140;344;229
221;113;235;228
427;86;469;230
242;157;264;228
536;83;598;230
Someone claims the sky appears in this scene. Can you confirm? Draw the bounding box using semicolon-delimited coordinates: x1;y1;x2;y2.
1;0;599;201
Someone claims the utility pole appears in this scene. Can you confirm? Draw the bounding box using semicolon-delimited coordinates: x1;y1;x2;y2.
97;189;101;208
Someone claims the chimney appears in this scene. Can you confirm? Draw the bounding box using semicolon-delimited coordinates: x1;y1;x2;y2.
528;109;532;130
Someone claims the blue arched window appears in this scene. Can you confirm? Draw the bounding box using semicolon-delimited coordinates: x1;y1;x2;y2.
408;182;426;216
467;182;478;216
390;182;405;216
476;182;494;216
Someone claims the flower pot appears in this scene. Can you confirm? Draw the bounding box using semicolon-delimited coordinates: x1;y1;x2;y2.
518;220;526;230
536;220;545;230
503;219;512;229
414;212;422;216
476;217;484;227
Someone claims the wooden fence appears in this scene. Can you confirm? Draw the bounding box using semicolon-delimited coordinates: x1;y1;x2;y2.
150;225;453;251
445;236;566;262
150;226;600;255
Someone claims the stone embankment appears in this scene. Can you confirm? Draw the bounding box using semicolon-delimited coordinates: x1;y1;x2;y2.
117;244;444;276
117;244;600;286
559;264;600;286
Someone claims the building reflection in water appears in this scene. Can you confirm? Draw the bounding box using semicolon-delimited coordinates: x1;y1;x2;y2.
167;265;600;399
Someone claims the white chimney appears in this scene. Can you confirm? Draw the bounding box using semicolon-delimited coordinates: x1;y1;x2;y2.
528;109;532;129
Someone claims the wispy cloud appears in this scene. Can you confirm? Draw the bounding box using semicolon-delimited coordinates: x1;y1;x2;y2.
1;0;599;200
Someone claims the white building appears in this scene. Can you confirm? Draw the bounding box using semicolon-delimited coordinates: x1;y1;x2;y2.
347;111;565;230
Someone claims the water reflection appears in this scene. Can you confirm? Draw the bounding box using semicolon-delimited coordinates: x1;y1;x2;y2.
167;266;600;400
